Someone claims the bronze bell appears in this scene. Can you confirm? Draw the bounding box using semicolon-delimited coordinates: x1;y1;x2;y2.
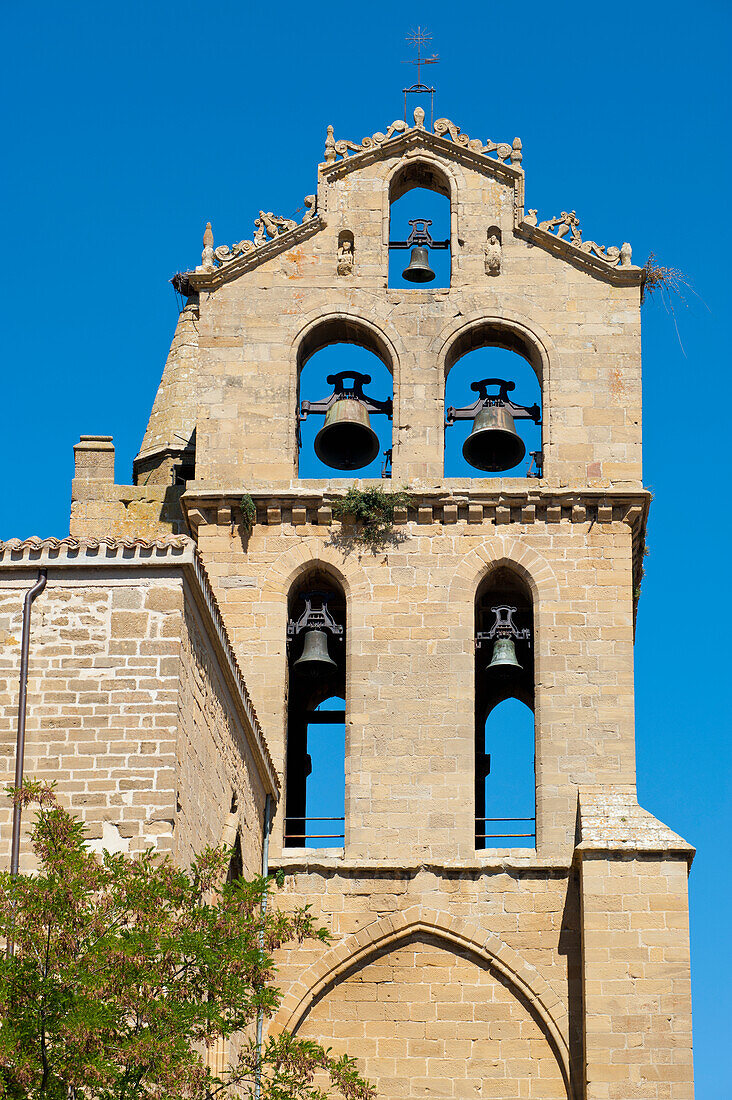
462;403;526;472
314;397;381;470
486;636;522;674
293;629;338;677
290;629;336;677
402;246;435;283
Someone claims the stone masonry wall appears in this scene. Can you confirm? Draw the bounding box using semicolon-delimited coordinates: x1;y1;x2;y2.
195;513;636;864
175;578;269;875
0;554;273;874
71;436;184;539
266;866;580;1100
184;145;641;491
580;853;694;1100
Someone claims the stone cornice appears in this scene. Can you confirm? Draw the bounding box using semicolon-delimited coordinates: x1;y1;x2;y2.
176;216;326;295
516;220;643;287
182;485;649;630
269;855;572;876
0;535;279;798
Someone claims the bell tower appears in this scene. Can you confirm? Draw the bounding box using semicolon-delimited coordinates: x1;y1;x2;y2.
73;105;695;1099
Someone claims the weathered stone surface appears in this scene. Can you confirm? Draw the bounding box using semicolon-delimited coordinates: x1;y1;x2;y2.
3;107;694;1098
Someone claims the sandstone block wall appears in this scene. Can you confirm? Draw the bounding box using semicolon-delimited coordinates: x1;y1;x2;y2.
580;854;694;1100
268;868;580;1100
71;436;184;539
193;512;637;863
0;543;276;874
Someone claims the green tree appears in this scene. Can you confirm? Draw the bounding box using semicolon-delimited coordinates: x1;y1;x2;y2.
0;783;373;1100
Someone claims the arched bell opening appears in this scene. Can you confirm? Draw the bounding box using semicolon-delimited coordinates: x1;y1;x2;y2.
297;321;394;478
388;161;451;288
445;345;542;478
285;571;346;848
475;567;536;850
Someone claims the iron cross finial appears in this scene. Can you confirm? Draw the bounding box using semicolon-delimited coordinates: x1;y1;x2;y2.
402;27;439;127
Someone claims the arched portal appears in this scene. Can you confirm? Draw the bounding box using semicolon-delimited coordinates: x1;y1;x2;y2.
292;931;569;1100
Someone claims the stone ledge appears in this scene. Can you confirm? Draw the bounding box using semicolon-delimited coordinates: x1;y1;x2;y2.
268;855;572;876
574;784;695;864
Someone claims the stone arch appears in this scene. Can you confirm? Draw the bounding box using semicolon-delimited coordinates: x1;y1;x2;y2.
434;309;555;388
291;309;403;475
261;540;372;604
434;310;557;474
449;541;560;855
261;541;372;700
377;152;465;251
292;308;402;378
271;907;573;1099
448;538;561;609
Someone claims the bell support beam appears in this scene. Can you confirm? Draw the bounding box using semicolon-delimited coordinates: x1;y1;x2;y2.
299;371;392;421
445;378;541;427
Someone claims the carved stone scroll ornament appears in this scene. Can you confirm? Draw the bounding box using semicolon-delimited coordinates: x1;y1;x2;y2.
324;119;410;163
201;206;304;270
433;118;523;166
301;194;317;222
531;209;633;268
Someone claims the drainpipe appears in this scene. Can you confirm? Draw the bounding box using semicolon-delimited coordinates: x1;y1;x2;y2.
10;569;47;878
254;793;273;1100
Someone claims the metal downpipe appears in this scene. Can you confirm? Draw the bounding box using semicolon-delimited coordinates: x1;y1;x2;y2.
254;793;273;1100
10;569;47;878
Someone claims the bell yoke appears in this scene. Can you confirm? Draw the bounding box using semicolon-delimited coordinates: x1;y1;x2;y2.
299;373;540;475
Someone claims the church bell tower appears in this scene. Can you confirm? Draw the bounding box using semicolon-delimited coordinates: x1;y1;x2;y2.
69;105;695;1099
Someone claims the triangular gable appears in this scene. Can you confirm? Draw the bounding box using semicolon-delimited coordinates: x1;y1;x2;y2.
173;111;641;294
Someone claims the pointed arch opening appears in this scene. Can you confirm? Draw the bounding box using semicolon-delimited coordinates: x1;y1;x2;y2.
475;566;536;849
388;160;451;288
285;568;346;848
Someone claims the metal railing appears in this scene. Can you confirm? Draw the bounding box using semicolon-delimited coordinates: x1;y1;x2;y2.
475;816;536;840
284;816;345;843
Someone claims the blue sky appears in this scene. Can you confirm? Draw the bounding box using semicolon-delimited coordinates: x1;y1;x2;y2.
2;0;730;1093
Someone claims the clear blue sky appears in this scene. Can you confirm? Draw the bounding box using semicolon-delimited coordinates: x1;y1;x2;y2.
2;1;730;1093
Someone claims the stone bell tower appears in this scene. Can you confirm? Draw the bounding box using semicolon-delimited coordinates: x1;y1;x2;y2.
64;106;694;1098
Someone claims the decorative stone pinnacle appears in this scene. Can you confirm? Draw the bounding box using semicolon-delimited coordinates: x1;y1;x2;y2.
198;221;215;272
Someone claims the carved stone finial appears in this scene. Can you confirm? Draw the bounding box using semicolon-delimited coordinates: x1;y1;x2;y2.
511;137;523;166
199;221;215;272
302;195;317;222
414;106;425;130
324;125;336;165
524;209;538;226
620;242;633;267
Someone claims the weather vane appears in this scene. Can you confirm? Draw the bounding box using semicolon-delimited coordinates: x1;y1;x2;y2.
402;26;439;126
